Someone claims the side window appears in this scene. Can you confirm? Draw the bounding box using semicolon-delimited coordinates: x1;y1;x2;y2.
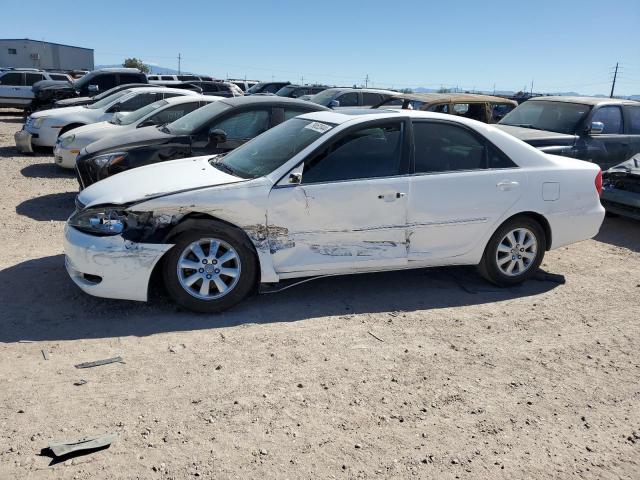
161;76;174;81
24;73;44;86
591;106;623;134
336;92;358;107
92;74;116;91
263;84;281;94
118;93;158;112
212;109;270;140
161;92;183;99
50;74;69;81
303;122;403;184
119;73;144;84
413;121;515;173
148;76;158;80
0;72;22;85
491;103;515;122
149;103;199;125
427;103;450;114
628;106;640;135
284;108;313;121
362;93;383;106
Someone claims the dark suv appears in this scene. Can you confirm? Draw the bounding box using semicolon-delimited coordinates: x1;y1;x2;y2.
29;68;148;113
245;81;291;95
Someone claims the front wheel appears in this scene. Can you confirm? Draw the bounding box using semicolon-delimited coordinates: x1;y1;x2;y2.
162;226;257;313
477;216;546;286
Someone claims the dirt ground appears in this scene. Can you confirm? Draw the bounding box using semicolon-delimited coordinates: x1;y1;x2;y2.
0;107;638;480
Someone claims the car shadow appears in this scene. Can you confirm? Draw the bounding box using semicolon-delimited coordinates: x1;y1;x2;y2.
0;254;561;343
594;216;639;253
21;162;76;179
15;191;76;221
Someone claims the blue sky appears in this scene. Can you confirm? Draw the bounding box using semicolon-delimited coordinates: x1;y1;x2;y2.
4;0;640;95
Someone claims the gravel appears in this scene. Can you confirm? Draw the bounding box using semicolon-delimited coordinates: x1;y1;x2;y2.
0;108;639;479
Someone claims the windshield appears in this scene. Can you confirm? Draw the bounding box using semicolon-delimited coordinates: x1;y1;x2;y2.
165;101;231;135
246;82;267;94
72;71;95;90
86;89;131;110
116;99;168;125
275;86;297;97
499;100;591;134
215;118;334;179
309;89;338;106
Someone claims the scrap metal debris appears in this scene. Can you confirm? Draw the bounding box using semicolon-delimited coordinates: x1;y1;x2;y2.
46;432;117;458
73;379;87;386
368;331;385;343
41;349;49;360
74;356;124;369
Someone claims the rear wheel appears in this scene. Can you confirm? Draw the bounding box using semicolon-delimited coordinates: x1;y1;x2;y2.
478;216;546;286
162;225;257;313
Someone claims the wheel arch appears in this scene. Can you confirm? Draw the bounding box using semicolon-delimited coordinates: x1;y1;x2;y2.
58;123;85;137
495;211;552;251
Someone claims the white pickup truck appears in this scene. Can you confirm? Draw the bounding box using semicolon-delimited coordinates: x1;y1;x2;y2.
0;69;71;108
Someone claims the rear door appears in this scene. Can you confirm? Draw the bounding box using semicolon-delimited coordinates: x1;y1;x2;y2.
623;104;640;161
0;72;26;106
407;120;526;261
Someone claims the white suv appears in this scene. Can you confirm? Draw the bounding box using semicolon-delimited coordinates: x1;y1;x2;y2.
0;69;71;108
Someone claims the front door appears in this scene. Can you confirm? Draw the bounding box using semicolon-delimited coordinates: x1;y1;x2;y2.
267;120;411;274
407;120;526;261
583;105;630;169
192;108;272;155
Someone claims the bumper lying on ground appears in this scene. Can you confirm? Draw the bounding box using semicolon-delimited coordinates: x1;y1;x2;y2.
64;223;173;302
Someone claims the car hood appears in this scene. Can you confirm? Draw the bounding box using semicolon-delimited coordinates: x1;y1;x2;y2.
32;79;73;93
60;121;121;142
31;105;86;119
77;155;243;208
83;125;171;155
495;124;578;146
55;96;92;107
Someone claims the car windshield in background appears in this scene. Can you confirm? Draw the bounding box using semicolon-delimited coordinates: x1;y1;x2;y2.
117;99;168;125
72;71;96;90
308;90;336;106
215;118;333;179
246;82;267;94
85;89;131;110
275;86;297;96
165;101;232;135
499;100;591;134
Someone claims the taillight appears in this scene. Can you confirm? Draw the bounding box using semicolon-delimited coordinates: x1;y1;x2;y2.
595;169;603;196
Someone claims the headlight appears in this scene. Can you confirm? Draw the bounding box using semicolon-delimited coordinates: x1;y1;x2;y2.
32;117;45;129
91;152;128;169
68;207;127;236
59;134;75;148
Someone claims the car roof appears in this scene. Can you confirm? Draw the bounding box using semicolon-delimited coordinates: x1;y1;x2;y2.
163;95;219;105
297;108;494;126
216;95;330;109
386;92;517;105
127;87;198;95
321;87;398;95
529;95;640;106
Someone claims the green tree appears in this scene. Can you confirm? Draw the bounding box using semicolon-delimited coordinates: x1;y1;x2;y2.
122;58;150;73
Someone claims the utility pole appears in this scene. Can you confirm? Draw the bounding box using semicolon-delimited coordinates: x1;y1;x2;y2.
365;74;369;88
493;83;496;95
301;75;304;85
530;78;534;96
178;53;181;74
610;62;619;98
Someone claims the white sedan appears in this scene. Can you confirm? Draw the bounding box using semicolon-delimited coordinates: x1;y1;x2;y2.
15;87;199;153
53;96;221;168
64;110;605;312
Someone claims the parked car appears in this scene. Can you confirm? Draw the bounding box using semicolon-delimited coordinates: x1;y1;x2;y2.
174;81;243;98
497;96;640;170
74;96;329;188
28;68;148;113
275;84;329;98
373;93;517;123
148;74;214;82
227;79;260;92
147;81;203;93
309;87;399;108
15;87;198;153
65;109;605;312
53;83;161;109
54;96;221;168
0;69;72;108
601;154;640;220
245;81;291;95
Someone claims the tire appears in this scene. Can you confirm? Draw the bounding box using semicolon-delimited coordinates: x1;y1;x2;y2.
162;224;258;313
477;216;546;287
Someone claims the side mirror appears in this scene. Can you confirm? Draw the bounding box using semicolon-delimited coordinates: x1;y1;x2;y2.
88;84;99;93
329;99;340;109
589;121;604;135
208;128;227;145
289;172;302;184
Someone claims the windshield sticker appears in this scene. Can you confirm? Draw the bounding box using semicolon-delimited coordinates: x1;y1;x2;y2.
304;122;332;134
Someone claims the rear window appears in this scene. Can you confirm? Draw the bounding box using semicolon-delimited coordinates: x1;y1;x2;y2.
50;74;69;81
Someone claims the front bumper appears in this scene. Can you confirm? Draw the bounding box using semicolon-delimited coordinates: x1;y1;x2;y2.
14;129;34;153
601;186;640;221
53;144;81;169
64;223;173;302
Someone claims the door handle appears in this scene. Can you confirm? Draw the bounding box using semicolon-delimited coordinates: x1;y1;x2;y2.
377;192;405;202
497;180;519;191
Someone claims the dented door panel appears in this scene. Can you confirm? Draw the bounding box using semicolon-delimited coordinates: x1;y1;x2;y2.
267;177;409;274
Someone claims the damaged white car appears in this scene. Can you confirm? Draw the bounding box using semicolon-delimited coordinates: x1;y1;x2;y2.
64;110;605;312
